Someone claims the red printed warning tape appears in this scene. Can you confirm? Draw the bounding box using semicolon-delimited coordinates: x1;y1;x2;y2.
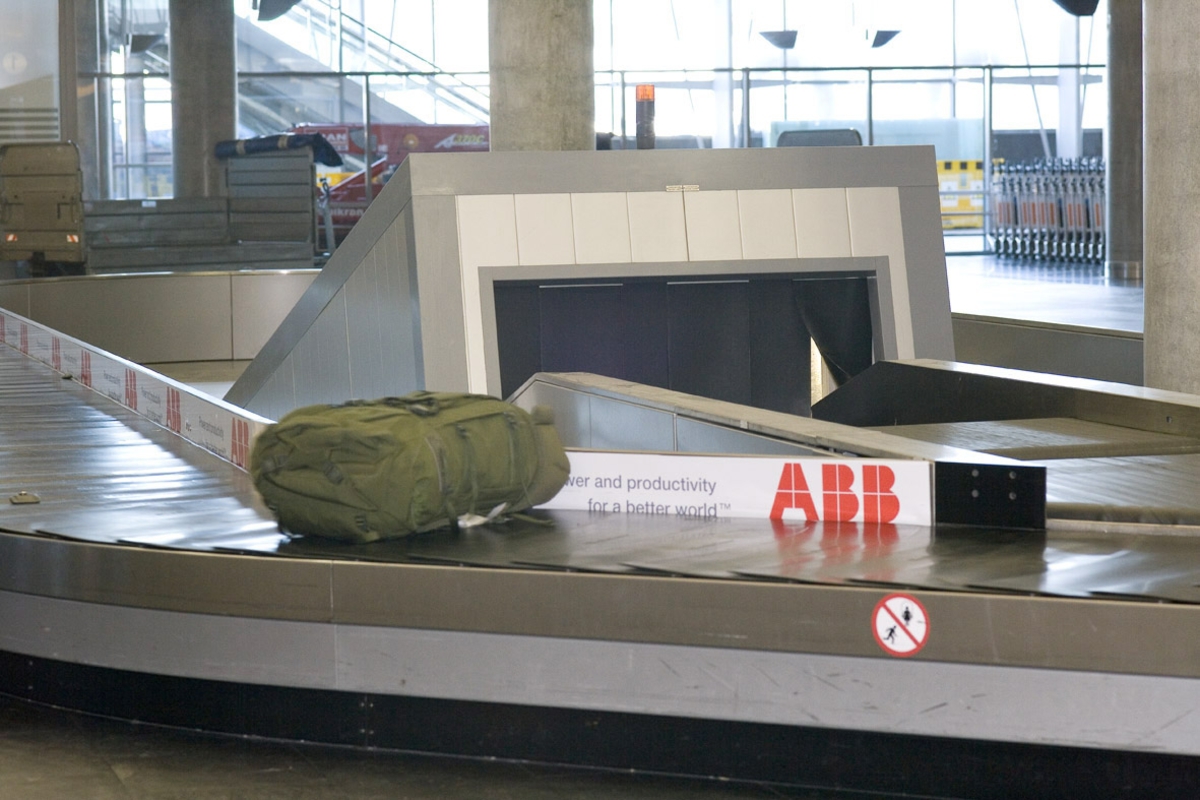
0;309;272;472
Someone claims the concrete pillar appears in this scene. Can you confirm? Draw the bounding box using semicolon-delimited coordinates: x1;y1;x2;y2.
488;0;594;151
169;0;236;197
1105;0;1142;282
126;54;148;198
1144;0;1200;392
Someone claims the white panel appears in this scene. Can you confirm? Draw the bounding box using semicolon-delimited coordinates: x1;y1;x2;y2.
265;355;296;420
514;193;576;266
571;192;632;263
456;195;517;393
847;186;915;359
737;189;797;260
683;190;743;261
344;247;383;400
792;188;852;258
375;218;421;396
291;287;352;406
456;194;519;268
627;192;688;262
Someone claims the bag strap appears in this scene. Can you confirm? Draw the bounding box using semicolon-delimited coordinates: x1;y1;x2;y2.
339;393;442;416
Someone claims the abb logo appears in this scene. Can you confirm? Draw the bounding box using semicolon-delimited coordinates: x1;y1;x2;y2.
166;387;182;434
231;418;251;469
124;369;138;410
80;351;92;388
771;463;901;524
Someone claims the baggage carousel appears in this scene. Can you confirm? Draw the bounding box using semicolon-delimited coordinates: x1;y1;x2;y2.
2;331;1199;798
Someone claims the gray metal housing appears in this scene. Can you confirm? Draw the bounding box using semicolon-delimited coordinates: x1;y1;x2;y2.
226;147;954;419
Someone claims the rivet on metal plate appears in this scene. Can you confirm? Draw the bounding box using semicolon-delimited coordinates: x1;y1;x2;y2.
9;491;40;505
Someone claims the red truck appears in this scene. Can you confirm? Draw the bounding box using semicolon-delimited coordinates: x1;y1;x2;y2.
292;123;489;243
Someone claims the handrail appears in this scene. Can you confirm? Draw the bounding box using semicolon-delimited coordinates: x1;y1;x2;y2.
82;62;1103;80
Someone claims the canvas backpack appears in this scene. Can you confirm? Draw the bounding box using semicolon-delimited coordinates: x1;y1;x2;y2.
250;391;570;542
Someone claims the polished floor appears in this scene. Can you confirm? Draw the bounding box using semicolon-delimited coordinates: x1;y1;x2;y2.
0;697;885;800
945;254;1143;333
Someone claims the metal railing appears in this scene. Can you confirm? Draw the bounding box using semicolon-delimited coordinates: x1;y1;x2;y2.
81;60;1105;252
592;63;1105;253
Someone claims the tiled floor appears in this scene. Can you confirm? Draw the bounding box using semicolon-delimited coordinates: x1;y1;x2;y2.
0;697;876;800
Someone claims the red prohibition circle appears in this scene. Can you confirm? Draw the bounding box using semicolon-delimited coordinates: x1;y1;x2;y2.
871;593;930;657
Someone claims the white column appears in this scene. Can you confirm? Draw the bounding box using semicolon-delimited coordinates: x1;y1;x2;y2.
1056;16;1082;159
711;0;734;148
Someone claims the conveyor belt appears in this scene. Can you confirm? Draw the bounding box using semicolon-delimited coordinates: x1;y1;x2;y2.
6;341;1200;794
1044;453;1200;524
0;346;283;550
873;418;1200;524
4;345;1200;604
874;417;1200;459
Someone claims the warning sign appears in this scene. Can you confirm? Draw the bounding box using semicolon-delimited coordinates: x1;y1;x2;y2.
872;593;929;657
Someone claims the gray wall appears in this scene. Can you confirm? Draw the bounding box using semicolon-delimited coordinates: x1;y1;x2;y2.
0;271;316;363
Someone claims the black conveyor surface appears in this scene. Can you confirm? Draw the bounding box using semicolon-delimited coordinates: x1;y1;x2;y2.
3;344;1200;603
875;417;1200;459
877;418;1200;525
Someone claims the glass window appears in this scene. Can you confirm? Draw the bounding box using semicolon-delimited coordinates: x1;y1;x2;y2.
236;0;488;74
0;0;60;144
64;0;1110;205
102;0;171;199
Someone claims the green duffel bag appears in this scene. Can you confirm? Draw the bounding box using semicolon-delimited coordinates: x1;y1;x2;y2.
250;391;571;543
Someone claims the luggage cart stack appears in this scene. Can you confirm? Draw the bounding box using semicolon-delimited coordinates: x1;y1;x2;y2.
990;158;1105;263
